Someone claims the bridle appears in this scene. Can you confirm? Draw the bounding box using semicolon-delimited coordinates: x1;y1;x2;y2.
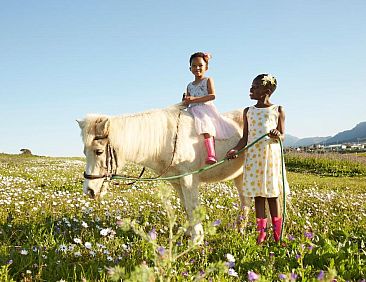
83;135;118;181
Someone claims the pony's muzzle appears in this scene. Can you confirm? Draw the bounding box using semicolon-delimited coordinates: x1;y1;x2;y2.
87;188;95;199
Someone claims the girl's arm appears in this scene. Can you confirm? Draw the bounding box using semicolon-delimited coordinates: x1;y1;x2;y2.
269;106;285;141
184;77;215;104
226;107;249;158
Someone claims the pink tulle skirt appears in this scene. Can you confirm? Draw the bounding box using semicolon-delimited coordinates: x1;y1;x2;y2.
188;102;235;139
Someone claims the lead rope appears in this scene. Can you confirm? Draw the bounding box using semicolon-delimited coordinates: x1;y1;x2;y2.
279;137;286;243
111;133;287;242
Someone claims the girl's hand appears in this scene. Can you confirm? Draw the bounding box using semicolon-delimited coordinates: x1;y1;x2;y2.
226;149;238;159
269;129;281;139
183;96;194;106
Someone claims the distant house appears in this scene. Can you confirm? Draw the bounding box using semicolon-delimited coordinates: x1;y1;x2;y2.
325;144;346;151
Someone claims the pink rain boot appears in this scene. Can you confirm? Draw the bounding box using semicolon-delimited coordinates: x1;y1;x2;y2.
256;218;267;244
204;137;217;164
272;217;283;243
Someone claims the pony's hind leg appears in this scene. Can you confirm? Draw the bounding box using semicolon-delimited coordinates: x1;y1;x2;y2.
234;175;252;234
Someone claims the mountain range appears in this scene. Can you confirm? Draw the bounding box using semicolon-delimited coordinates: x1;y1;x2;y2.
284;121;366;147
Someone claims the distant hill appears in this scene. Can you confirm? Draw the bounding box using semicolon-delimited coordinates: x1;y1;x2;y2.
294;136;331;147
323;122;366;145
285;121;366;147
283;134;300;147
284;134;330;147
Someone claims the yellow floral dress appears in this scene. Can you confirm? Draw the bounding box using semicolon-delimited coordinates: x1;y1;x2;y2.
242;105;290;198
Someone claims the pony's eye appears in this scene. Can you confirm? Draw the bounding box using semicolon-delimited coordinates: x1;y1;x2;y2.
95;149;104;156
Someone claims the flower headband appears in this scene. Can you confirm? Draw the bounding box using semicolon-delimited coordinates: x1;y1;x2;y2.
203;53;212;60
261;74;276;86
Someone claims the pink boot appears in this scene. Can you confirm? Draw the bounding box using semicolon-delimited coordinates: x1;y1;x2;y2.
204;137;217;164
272;217;283;242
256;218;267;244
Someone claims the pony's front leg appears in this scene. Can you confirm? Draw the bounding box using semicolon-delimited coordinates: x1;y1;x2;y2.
180;175;203;244
170;182;186;213
234;175;252;234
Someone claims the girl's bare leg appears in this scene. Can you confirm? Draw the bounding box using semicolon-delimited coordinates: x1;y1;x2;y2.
267;197;279;218
255;197;266;218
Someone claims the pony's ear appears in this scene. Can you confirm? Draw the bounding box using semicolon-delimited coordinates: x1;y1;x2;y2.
95;118;110;137
76;119;85;129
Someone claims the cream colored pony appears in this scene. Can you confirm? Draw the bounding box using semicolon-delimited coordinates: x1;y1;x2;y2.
78;103;250;242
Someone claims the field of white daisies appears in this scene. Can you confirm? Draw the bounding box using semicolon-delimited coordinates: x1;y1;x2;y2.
0;152;365;281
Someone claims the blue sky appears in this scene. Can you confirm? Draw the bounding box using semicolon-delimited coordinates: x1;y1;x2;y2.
1;1;365;157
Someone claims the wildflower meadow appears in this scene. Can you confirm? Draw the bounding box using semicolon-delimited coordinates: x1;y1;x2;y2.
0;152;365;281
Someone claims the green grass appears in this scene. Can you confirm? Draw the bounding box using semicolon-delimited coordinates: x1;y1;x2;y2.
285;152;366;176
0;153;365;281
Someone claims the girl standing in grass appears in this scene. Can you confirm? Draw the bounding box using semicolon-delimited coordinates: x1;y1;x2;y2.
226;74;290;244
183;52;234;164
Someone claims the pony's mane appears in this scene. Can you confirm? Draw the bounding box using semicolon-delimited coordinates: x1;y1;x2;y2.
81;104;183;162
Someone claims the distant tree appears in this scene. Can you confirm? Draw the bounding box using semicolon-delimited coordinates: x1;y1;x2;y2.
20;149;32;155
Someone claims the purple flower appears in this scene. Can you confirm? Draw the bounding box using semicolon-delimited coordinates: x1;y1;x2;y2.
317;270;325;280
288;234;295;241
182;271;188;277
304;231;314;240
176;241;182;246
248;271;259;281
213;219;221;226
308;245;314;251
295;254;301;260
6;260;13;265
269;251;275;258
157;246;165;256
148;228;157;240
291;272;298;280
279;273;287;279
225;261;235;268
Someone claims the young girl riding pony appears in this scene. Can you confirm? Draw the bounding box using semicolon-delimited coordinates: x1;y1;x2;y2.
183;52;234;164
227;74;290;244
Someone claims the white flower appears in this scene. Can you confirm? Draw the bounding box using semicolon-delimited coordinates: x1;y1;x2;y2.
228;268;238;277
20;249;28;255
74;251;82;257
107;256;113;261
100;228;111;236
73;238;82;244
81;221;88;228
261;74;276;86
59;245;67;252
84;242;92;249
226;253;235;262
